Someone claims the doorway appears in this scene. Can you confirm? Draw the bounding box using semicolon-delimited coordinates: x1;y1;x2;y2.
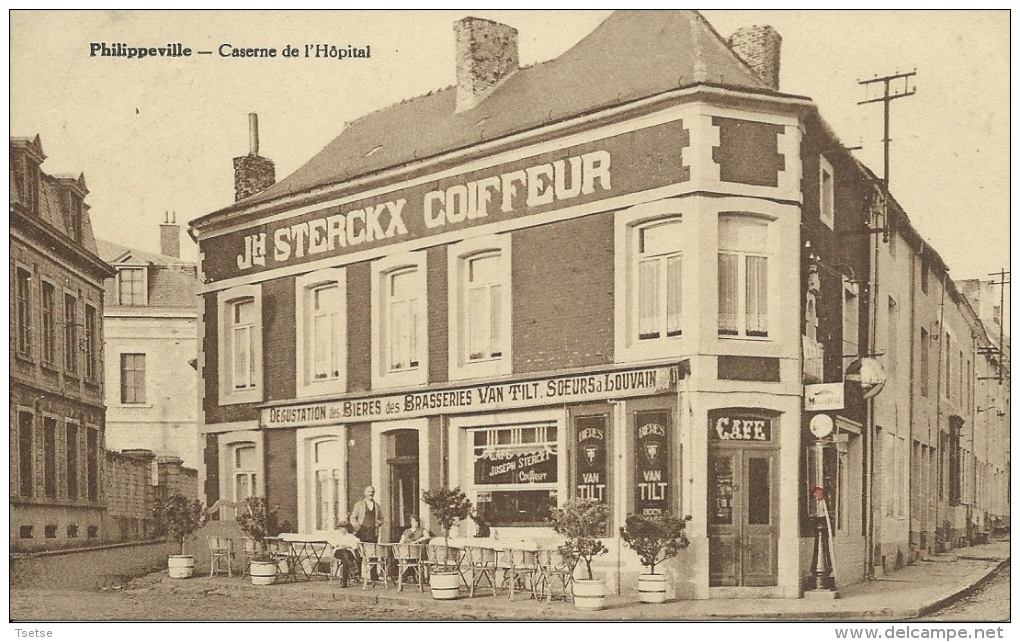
708;446;779;586
387;430;419;542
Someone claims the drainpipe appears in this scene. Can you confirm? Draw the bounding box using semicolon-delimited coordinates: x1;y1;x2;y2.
908;249;917;559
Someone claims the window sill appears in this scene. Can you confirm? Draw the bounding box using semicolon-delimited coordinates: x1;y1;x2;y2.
118;403;152;409
14;353;34;365
40;362;59;374
718;334;772;342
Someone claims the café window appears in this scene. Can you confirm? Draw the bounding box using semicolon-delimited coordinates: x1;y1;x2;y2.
472;424;557;526
296;269;346;397
449;234;512;381
718;214;770;338
634;219;683;341
372;253;427;389
218;285;263;405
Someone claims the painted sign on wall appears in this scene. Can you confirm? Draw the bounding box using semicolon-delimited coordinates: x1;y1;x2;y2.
635;410;670;516
474;448;557;486
575;415;608;503
711;415;773;442
202;120;689;282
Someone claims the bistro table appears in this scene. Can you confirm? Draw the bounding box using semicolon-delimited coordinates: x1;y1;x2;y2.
278;533;332;580
446;537;541;597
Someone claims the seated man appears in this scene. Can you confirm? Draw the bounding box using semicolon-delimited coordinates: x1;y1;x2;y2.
329;521;362;588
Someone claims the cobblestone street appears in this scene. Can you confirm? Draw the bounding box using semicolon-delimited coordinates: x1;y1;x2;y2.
923;564;1010;622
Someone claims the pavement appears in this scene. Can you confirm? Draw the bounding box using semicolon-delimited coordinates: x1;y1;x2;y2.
96;539;1009;621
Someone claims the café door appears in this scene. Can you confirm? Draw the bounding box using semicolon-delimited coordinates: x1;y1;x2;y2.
708;446;778;587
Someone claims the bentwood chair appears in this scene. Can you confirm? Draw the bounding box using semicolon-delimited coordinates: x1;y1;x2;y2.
425;544;466;587
463;545;499;597
535;548;575;604
207;536;235;578
358;542;392;590
391;543;426;592
501;548;539;601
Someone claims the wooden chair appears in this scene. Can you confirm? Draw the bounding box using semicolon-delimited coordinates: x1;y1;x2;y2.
463;545;499;597
358;542;391;590
391;543;425;592
424;543;465;587
240;536;258;578
501;548;538;601
207;536;235;578
535;548;575;603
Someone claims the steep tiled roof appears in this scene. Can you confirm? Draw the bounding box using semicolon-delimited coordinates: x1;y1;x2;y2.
97;239;193;266
216;10;766;214
97;239;198;309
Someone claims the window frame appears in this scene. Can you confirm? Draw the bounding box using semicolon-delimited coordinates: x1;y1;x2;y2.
633;218;684;342
85;425;99;502
116;267;148;306
84;304;99;381
819;155;835;229
18;411;34;498
469;423;559;527
41;279;57;367
448;234;512;381
63;291;78;375
15;266;32;358
43;416;57;499
66;422;79;500
218;431;264;518
120;353;147;405
295;268;347;398
372;252;428;390
217;285;263;405
718;213;772;340
296;426;349;534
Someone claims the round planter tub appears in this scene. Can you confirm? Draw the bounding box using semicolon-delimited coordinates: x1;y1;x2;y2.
638;573;668;603
430;571;460;600
572;578;606;610
250;560;279;585
167;555;195;579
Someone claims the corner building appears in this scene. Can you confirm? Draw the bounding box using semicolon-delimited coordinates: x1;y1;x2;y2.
192;12;868;598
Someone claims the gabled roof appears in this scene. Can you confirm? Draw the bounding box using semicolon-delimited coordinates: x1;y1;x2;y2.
206;10;769;218
96;239;193;266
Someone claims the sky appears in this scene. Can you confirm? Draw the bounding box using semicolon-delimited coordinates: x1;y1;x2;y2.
9;10;1010;281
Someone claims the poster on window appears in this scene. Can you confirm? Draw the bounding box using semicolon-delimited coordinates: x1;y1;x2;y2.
635;411;670;516
575;415;608;503
474;447;557;485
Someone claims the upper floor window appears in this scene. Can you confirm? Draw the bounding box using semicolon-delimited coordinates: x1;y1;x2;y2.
218;285;263;404
60;190;83;242
13;154;40;213
373;253;427;389
635;219;683;341
449;235;512;381
388;269;420;371
84;304;98;381
15;267;32;357
819;156;835;229
120;353;146;404
117;268;146;305
718;215;769;338
296;269;346;397
64;293;78;374
41;281;56;366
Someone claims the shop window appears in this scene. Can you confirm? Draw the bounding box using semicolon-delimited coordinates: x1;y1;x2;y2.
64;293;78;374
84;305;98;381
218;285;263;404
472;425;557;526
819;156;835;229
41;281;56;366
120;353;146;404
16;267;32;358
43;417;57;499
634;219;683;341
373;254;427;389
233;443;258;504
449;235;511;380
296;270;345;397
66;423;79;500
19;412;34;498
718;214;770;338
117;268;147;305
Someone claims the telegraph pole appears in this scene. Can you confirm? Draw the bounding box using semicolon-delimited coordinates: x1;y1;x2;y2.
857;69;916;579
983;269;1010;383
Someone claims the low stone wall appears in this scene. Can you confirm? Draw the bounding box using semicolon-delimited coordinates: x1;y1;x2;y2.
10;540;171;590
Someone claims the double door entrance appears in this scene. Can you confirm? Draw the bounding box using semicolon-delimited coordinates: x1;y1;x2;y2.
708;445;778;587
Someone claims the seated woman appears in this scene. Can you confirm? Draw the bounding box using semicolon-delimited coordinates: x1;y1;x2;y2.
329;521;362;588
396;515;432;583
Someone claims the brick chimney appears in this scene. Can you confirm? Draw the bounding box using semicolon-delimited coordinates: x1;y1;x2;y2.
159;211;180;258
454;17;519;112
728;25;782;90
232;113;276;202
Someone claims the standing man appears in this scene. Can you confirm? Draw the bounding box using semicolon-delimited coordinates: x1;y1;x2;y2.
350;485;383;543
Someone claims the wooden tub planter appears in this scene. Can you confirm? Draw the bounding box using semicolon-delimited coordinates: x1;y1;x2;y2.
167;554;195;579
249;560;279;585
637;573;668;603
429;571;461;600
572;578;607;610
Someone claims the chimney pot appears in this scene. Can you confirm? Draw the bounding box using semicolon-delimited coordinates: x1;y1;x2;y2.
249;112;260;156
233;112;275;202
454;17;519;112
728;25;782;90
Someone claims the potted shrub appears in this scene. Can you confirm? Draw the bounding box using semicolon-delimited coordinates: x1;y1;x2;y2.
550;498;610;610
236;496;279;585
421;486;472;600
152;494;205;579
619;514;691;603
